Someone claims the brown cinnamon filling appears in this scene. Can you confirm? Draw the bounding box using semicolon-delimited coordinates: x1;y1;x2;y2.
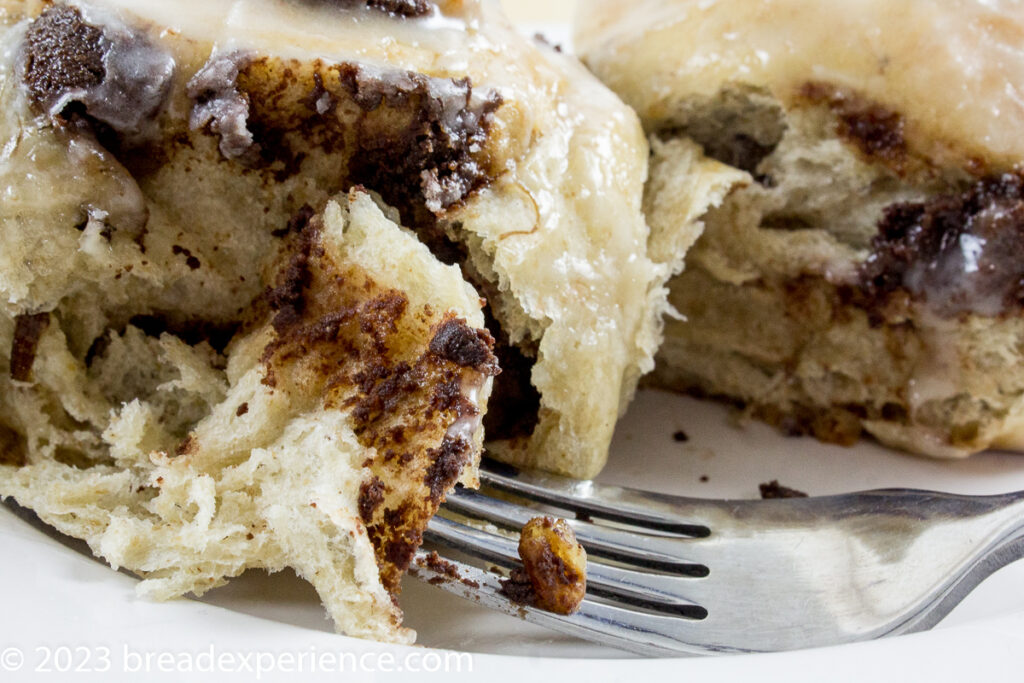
759;480;808;499
261;215;497;594
799;82;907;170
22;5;105;110
858;173;1024;318
307;0;435;17
9;313;51;382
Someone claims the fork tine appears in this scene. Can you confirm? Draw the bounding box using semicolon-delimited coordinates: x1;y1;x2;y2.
445;487;708;573
410;549;718;657
480;458;724;532
422;462;1024;654
426;515;708;615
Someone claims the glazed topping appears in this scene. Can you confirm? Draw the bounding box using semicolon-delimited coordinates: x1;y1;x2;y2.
187;52;255;160
860;173;1024;318
21;5;174;135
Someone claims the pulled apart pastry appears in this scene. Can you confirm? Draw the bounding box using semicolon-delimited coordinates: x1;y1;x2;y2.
578;0;1024;458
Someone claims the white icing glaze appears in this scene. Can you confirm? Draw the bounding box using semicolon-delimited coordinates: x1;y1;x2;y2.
71;0;491;78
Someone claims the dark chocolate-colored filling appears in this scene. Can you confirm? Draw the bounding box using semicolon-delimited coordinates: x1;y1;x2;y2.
337;65;503;217
194;58;501;242
262;221;321;336
498;568;537;606
429;318;499;374
10;313;51;382
759;480;808;499
424;434;471;503
483;331;541;441
21;5;175;136
0;423;27;467
309;0;435;17
358;476;386;523
22;5;105;110
858;173;1024;318
128;314;241;355
363;0;434;15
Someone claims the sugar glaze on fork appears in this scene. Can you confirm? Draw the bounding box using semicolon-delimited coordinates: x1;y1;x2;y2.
411;459;1024;656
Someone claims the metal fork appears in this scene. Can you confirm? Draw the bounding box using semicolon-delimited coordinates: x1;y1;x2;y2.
409;459;1024;656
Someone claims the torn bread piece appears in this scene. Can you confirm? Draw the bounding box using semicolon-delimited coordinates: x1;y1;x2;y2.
0;188;496;644
0;0;509;643
578;0;1024;458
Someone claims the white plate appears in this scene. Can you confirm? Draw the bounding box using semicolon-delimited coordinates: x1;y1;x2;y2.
4;10;1024;683
4;391;1024;682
